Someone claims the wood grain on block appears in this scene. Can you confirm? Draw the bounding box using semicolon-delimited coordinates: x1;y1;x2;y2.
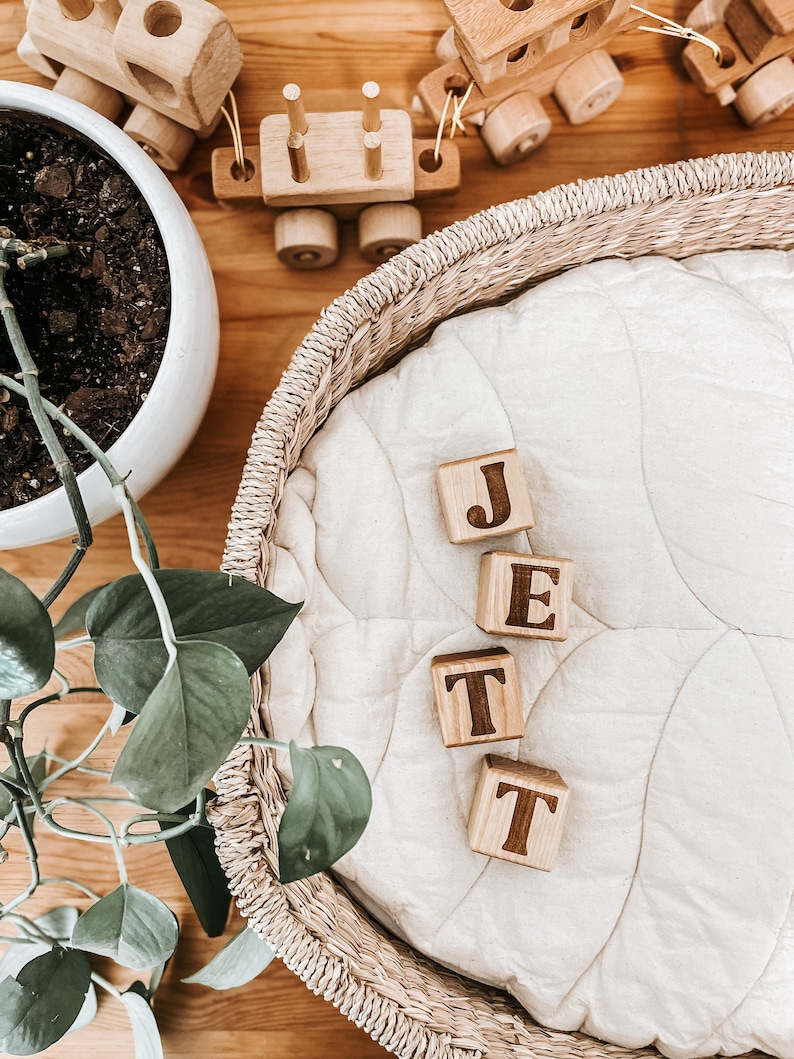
411;138;461;197
725;0;779;60
444;0;633;63
259;111;415;207
476;552;573;641
27;0;242;129
211;145;263;205
747;0;794;33
431;649;524;747
468;755;570;870
436;448;535;543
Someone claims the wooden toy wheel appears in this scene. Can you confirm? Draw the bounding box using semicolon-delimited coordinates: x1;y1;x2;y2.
553;50;624;126
52;68;124;122
275;209;339;270
733;57;794;127
123;104;196;171
480;92;551;167
358;204;422;263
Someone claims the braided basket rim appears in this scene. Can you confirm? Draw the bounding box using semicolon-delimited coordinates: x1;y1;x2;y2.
212;151;793;1059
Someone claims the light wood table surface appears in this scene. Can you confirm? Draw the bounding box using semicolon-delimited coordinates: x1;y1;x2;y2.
1;2;792;1055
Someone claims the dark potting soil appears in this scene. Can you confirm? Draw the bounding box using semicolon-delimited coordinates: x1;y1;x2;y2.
0;111;170;510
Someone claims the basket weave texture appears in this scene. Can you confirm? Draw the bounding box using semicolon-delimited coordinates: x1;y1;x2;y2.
211;152;792;1059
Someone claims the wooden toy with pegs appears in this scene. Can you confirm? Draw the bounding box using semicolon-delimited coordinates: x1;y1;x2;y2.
683;0;794;126
416;1;726;166
211;81;461;269
16;0;243;170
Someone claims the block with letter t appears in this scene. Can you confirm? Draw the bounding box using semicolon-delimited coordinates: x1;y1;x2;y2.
476;552;573;640
468;755;570;870
431;648;524;747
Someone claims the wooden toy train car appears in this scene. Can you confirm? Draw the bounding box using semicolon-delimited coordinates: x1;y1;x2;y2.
683;0;794;126
17;0;243;170
211;83;461;270
416;0;649;167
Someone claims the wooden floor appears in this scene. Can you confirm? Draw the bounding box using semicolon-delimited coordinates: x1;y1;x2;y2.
1;1;793;1055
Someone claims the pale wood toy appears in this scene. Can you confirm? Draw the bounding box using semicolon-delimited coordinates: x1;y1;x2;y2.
436;448;535;544
17;0;243;170
417;0;649;166
468;755;570;870
431;648;524;747
476;552;574;641
211;82;461;269
683;0;794;125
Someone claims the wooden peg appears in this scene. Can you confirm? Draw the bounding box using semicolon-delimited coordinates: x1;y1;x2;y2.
431;649;524;747
468;755;570;871
362;81;381;132
53;66;124;121
283;83;308;135
436;449;535;544
287;131;310;183
363;131;382;180
745;0;794;34
476;553;574;642
552;49;624;125
725;0;778;61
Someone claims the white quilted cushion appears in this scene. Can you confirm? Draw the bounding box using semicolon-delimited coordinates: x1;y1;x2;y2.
263;251;794;1059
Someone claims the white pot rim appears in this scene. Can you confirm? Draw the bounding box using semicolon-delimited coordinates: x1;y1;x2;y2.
0;81;219;548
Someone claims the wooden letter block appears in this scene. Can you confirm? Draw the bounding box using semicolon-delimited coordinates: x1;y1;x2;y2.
468;755;570;870
436;449;535;544
476;552;573;641
431;649;524;747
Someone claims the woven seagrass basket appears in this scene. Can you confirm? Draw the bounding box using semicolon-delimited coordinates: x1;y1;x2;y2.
211;152;791;1059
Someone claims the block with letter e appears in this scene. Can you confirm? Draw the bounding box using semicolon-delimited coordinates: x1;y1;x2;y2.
436;448;535;544
468;755;570;871
431;648;524;747
476;552;573;641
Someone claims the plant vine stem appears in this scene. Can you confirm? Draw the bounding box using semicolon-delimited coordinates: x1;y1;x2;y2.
91;971;122;1001
0;374;159;570
114;483;177;660
239;736;291;752
41;710;114;790
39;876;101;900
0;699;10;727
0;801;40;915
0;252;92;607
45;797;127;884
17;686;102;726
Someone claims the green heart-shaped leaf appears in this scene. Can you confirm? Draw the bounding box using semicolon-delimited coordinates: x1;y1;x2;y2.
120;988;164;1059
278;743;372;884
0;569;55;698
182;925;275;989
87;570;300;714
0;945;91;1054
70;884;178;970
111;640;252;812
159;795;231;937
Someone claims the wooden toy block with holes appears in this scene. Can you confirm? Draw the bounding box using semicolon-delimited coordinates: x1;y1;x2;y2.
17;0;243;170
468;755;570;870
683;0;794;126
210;82;461;270
431;648;525;747
416;0;652;166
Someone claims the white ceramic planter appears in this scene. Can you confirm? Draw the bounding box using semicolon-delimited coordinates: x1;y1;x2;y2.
0;80;219;548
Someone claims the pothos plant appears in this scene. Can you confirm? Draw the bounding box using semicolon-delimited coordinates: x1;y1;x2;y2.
0;234;372;1056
